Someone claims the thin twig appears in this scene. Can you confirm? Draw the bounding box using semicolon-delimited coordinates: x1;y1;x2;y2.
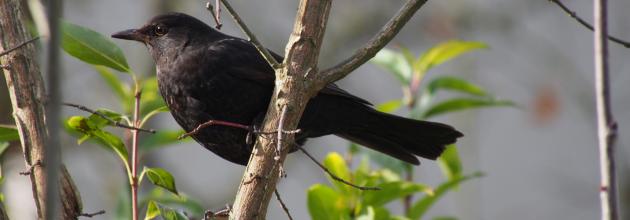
62;102;156;134
318;0;428;84
19;160;42;176
550;0;630;48
78;210;105;218
205;1;223;29
298;146;380;190
179;119;300;140
219;0;281;68
274;190;293;220
0;36;39;57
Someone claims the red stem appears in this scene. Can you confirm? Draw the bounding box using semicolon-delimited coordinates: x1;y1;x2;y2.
131;91;142;220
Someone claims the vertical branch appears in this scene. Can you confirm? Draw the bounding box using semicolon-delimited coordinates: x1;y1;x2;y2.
44;0;62;218
593;0;618;218
0;0;82;219
130;90;142;220
230;0;332;219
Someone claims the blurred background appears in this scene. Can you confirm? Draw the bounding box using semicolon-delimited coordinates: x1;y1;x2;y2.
1;0;629;219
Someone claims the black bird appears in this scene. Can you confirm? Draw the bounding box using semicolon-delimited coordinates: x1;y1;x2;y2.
112;12;463;165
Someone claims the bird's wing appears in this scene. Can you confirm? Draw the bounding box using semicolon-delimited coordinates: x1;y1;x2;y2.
213;38;372;105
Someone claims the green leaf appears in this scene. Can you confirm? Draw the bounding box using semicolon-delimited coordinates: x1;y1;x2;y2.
363;181;433;207
66;116;129;169
427;76;487;97
437;145;462;181
0;142;10;157
422;98;514;118
415;41;488;73
144;167;179;195
139;130;187;152
323;152;352;193
144;200;189;220
0;125;19;142
140;77;166;116
93;65;130;102
376;100;403;113
144;188;204;218
92;130;129;167
87;109;123;128
61;21;130;72
145;200;160;220
307;184;348;220
370;48;412;84
407;172;483;220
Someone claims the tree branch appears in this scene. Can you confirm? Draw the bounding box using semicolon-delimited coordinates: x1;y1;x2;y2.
318;0;428;85
219;0;280;68
63;102;156;133
0;36;39;57
550;0;630;48
298;146;380;190
1;0;83;219
274;190;293;220
229;0;332;219
593;0;619;218
229;0;428;218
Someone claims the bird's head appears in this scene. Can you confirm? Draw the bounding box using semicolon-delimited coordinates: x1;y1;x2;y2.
112;12;219;61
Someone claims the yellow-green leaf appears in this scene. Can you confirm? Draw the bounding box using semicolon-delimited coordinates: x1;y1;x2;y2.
437;145;462;181
415;41;487;73
307;184;349;220
376;100;403;113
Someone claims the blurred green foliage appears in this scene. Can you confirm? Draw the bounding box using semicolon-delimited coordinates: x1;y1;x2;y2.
306;41;512;220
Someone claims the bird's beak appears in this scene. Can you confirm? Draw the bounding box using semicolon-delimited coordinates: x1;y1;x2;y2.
111;29;145;42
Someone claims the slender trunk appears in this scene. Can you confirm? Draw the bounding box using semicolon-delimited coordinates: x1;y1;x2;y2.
0;0;82;219
593;0;618;219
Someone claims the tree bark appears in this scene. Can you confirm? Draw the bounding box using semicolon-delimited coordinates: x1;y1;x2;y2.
229;0;429;219
0;0;82;219
229;1;332;219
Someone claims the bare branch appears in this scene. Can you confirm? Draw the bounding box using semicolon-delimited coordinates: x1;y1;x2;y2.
179;118;300;140
219;0;281;68
19;160;42;176
274;190;293;220
318;0;428;84
62;102;156;133
298;146;380;191
0;36;39;57
593;0;619;218
550;0;630;48
78;210;105;218
205;1;223;29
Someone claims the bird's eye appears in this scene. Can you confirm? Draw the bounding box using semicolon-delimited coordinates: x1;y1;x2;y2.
154;25;168;36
